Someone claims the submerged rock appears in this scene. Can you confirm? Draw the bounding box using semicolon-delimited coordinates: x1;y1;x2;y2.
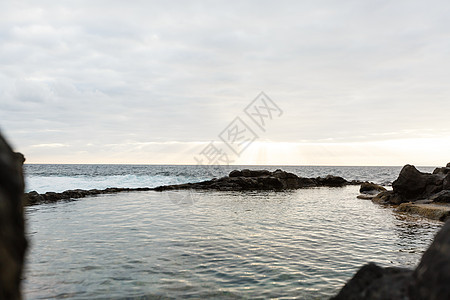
333;220;450;299
0;134;27;299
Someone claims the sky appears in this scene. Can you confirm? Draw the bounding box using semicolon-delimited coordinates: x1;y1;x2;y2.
1;0;449;166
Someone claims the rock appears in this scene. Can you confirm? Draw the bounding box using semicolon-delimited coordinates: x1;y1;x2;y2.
432;167;450;175
411;220;450;299
357;194;376;200
360;182;387;194
229;170;242;177
444;173;450;190
333;221;450;299
374;163;449;205
332;263;412;300
316;175;348;187
24;187;153;206
396;203;450;221
392;165;443;201
372;191;401;205
0;133;27;299
154;169;351;191
447;162;450;168
429;190;450;203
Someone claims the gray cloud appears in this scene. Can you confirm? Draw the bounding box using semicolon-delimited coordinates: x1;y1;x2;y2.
1;0;449;164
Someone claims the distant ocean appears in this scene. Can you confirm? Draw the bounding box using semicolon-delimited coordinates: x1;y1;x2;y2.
23;164;442;299
23;164;436;193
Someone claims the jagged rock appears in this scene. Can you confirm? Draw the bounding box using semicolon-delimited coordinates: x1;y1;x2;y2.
360;182;387;194
392;165;443;201
373;163;450;205
333;221;450;299
0;134;27;299
154;169;351;191
428;190;450;203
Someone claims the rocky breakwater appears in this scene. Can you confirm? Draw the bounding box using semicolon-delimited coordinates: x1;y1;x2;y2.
0;134;27;299
24;187;153;206
370;163;450;221
333;220;450;300
154;169;358;191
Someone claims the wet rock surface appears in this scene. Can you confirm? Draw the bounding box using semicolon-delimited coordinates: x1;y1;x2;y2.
153;169;358;192
333;220;450;300
0;134;27;299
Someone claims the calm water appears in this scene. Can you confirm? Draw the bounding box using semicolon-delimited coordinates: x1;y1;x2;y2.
23;165;442;299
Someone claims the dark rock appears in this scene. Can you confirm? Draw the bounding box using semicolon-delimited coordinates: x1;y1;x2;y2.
444;173;450;190
430;190;450;203
371;163;450;206
432;167;450;175
229;170;242;177
333;221;450;299
316;175;348;187
411;220;450;299
332;263;412;300
392;164;443;201
154;169;351;191
0;133;27;299
447;162;450;168
372;191;401;205
24;187;153;206
359;182;387;194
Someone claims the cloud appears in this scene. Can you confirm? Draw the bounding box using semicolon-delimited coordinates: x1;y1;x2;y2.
1;0;449;164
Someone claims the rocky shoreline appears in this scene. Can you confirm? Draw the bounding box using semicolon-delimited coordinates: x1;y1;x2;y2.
24;169;362;206
358;163;450;221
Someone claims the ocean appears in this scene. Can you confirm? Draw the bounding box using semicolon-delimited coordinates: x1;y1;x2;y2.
23;164;442;299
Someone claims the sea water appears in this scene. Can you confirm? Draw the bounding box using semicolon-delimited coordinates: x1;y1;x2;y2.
23;165;442;299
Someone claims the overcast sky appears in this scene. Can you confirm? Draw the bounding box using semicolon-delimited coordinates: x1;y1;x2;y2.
1;0;449;165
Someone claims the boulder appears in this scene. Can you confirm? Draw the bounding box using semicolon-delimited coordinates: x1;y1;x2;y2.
332;263;412;300
0;134;27;299
359;182;387;194
316;175;348;187
411;220;450;299
333;221;450;299
372;191;401;205
392;165;443;201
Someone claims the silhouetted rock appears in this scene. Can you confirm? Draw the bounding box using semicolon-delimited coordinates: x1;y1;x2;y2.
23;187;153;206
411;220;450;299
0;134;27;299
393;165;443;200
153;169;353;191
333;221;450;299
372;163;450;205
